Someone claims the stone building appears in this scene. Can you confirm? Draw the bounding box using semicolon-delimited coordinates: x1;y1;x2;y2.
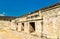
11;2;60;39
0;16;16;30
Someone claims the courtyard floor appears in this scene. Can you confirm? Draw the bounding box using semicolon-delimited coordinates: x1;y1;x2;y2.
0;29;39;39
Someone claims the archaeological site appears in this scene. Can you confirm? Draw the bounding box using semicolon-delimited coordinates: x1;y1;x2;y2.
0;2;60;39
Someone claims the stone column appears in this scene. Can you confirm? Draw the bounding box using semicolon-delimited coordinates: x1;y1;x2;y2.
24;22;30;33
11;22;17;31
18;23;22;32
35;21;42;36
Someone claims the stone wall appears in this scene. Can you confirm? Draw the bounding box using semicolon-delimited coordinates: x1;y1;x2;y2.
11;3;60;39
42;7;60;39
0;20;11;30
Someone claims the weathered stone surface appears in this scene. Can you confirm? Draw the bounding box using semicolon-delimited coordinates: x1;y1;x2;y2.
0;2;60;39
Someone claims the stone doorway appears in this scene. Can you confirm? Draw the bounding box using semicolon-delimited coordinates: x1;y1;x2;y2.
29;22;35;33
21;23;24;31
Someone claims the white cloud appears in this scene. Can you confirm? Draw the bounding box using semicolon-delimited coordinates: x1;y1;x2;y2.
0;14;5;16
0;12;5;16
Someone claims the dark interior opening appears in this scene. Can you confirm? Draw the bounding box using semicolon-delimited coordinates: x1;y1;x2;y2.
22;23;24;26
10;19;11;22
30;22;35;31
21;23;24;31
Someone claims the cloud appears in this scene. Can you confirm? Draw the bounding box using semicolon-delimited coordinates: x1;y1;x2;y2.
0;12;5;16
0;14;5;16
